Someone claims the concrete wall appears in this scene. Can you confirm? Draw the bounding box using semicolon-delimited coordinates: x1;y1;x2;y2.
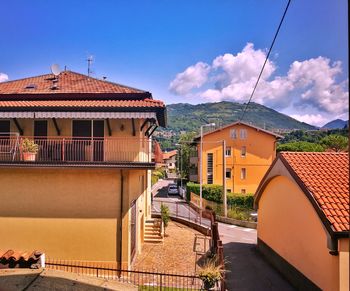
257;175;341;290
199;124;276;194
0;167;149;268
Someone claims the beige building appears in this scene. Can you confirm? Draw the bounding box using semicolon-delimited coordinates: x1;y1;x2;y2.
162;150;177;171
0;70;166;269
255;152;349;291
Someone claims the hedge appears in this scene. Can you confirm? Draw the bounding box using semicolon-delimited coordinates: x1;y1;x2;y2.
186;182;222;202
186;182;254;208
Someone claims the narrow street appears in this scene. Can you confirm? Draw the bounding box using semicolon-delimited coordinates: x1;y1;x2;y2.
219;223;295;291
152;180;294;290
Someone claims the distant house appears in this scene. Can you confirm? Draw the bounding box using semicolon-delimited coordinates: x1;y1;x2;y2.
0;70;166;269
162;150;177;171
191;121;282;194
255;152;349;291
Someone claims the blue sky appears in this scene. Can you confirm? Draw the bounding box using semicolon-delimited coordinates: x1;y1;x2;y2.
0;0;348;126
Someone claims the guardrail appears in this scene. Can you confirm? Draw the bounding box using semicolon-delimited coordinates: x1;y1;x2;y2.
0;136;151;163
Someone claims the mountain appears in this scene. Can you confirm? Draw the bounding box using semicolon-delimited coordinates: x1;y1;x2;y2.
163;101;316;133
322;119;348;129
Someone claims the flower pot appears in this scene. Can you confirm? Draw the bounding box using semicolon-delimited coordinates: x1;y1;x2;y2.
23;152;37;161
203;280;216;290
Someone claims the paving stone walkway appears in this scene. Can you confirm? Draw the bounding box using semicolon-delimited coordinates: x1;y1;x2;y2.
133;221;210;274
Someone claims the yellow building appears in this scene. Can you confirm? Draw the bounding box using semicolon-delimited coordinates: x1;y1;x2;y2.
0;70;166;269
254;152;349;291
191;121;281;194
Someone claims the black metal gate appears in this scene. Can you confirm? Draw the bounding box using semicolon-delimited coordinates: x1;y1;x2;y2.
130;200;137;262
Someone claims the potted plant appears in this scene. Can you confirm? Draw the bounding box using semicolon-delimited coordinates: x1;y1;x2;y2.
21;138;39;161
198;260;223;290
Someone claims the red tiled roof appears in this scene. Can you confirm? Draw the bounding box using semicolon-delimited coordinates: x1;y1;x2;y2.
0;71;146;95
0;99;165;108
163;150;177;160
0;250;43;268
194;121;283;140
280;152;349;232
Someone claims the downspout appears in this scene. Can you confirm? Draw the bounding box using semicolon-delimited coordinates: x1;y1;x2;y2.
118;170;124;269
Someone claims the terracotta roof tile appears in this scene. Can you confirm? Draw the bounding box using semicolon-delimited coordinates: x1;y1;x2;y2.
0;71;146;95
0;99;165;109
0;250;42;268
281;152;349;232
163;150;178;160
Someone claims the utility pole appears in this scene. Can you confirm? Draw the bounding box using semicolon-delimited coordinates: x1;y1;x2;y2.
222;140;227;217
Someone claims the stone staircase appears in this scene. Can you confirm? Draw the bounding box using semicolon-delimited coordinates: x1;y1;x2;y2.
144;219;163;243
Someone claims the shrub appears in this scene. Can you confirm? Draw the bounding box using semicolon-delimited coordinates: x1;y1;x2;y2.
160;203;170;235
227;207;253;221
227;193;254;208
186;182;223;203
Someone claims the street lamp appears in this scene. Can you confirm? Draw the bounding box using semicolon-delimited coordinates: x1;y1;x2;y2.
199;123;215;211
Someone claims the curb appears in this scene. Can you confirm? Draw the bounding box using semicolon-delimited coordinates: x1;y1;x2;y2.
216;215;257;229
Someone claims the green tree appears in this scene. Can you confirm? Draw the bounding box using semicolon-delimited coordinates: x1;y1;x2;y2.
277;141;324;152
320;134;348;152
178;131;197;180
160;203;170;235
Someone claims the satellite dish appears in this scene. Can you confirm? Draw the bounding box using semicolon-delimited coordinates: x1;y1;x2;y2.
51;64;61;76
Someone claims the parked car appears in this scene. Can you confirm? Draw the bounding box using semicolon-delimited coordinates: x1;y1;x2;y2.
168;183;179;195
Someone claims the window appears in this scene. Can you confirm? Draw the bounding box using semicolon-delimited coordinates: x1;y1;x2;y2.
225;146;231;156
225;168;231;179
240;129;247;139
241;146;246;157
241;189;246;194
227;189;232;193
207;153;213;184
241;168;246;179
230;129;237;139
0;120;10;137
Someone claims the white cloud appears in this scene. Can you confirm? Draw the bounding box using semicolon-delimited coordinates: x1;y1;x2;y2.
0;73;8;82
169;43;349;123
169;62;210;95
290;114;328;127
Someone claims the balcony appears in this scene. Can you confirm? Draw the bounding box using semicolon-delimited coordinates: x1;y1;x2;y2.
0;136;153;168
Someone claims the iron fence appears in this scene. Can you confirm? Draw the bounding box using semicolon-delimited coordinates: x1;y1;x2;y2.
45;259;202;290
152;200;212;229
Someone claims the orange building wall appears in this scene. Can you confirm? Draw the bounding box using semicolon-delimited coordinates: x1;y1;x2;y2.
258;175;340;290
0;167;149;268
199;124;276;194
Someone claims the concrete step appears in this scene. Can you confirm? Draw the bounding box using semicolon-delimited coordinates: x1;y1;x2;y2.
144;238;163;243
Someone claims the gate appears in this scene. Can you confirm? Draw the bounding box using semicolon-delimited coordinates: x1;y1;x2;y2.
130;200;137;262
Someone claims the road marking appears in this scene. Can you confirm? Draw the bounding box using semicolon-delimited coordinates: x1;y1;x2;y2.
227;225;237;228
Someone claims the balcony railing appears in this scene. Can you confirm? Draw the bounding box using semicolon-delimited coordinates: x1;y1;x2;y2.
0;136;152;164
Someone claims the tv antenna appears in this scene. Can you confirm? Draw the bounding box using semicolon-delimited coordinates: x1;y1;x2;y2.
87;55;93;76
51;64;61;76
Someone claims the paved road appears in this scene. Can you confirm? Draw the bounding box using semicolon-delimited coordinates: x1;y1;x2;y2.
219;223;294;291
152;179;211;227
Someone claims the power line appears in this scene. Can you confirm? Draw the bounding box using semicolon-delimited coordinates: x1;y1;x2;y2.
240;0;292;122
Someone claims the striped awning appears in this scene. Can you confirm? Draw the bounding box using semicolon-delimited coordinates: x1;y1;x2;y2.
0;111;157;120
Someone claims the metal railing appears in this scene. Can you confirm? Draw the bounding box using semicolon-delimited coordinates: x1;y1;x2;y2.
45;259;202;290
152;200;212;229
0;136;152;164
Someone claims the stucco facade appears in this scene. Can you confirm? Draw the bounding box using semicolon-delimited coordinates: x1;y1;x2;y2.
255;154;349;291
0;70;166;269
196;122;279;194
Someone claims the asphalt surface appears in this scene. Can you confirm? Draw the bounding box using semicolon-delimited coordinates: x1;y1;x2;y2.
152;180;294;290
152;179;211;227
219;223;295;291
